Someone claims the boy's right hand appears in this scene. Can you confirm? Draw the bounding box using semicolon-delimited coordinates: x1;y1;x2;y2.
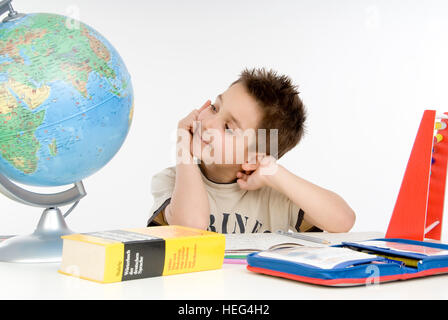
177;100;211;134
176;100;211;162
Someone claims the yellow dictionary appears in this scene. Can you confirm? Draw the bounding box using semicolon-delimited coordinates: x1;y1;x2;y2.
58;225;225;283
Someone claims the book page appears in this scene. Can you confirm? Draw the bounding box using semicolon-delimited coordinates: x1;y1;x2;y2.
257;247;376;269
225;233;323;253
224;232;383;253
303;232;384;243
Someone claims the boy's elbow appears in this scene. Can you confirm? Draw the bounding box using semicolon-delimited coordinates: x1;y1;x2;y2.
323;206;356;233
344;209;356;232
329;193;356;233
334;208;356;233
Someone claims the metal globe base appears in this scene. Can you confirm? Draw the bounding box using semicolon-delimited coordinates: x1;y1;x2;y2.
0;208;74;263
0;173;86;263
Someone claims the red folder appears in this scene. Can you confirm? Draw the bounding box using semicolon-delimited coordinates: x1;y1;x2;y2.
386;110;448;241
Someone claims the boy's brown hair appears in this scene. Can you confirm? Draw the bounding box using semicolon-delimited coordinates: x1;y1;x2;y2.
232;68;307;159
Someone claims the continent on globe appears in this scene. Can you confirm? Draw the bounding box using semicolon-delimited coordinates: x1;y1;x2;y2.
0;102;44;174
6;78;50;110
0;13;134;186
0;13;117;98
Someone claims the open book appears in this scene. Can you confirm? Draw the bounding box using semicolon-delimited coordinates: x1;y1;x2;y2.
225;233;314;257
225;231;384;256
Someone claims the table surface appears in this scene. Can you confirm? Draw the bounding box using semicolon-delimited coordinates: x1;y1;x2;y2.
1;231;448;300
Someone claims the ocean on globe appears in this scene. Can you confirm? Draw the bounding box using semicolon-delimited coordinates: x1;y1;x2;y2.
0;13;134;187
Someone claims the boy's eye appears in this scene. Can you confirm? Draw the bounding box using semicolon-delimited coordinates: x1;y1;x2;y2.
210;104;217;112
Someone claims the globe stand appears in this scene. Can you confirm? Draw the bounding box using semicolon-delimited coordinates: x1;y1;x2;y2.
0;173;86;263
0;208;73;263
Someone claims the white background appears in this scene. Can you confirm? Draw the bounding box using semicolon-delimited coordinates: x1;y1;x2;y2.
1;0;448;241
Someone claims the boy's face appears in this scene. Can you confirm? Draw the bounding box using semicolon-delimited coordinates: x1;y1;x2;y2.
192;82;263;165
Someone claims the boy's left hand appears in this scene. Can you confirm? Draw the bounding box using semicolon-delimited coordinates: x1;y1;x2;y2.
236;154;279;190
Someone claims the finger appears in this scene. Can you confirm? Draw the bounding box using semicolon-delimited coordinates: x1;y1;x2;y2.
184;110;199;124
198;100;212;113
191;109;200;119
242;162;258;171
237;172;249;181
188;111;201;128
237;178;249;190
192;119;201;135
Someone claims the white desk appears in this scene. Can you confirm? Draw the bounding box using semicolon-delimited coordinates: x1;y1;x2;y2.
1;232;448;300
1;260;448;300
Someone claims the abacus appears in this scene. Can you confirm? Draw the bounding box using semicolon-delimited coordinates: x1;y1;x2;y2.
386;110;448;241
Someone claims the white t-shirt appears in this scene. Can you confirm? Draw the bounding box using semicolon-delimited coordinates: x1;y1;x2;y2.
147;166;317;234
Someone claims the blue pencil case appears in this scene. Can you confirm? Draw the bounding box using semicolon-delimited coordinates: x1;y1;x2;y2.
246;238;448;286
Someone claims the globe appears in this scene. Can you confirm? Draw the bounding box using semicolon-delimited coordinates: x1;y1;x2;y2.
0;12;134;187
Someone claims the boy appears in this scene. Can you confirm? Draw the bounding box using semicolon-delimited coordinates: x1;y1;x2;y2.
147;68;355;234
